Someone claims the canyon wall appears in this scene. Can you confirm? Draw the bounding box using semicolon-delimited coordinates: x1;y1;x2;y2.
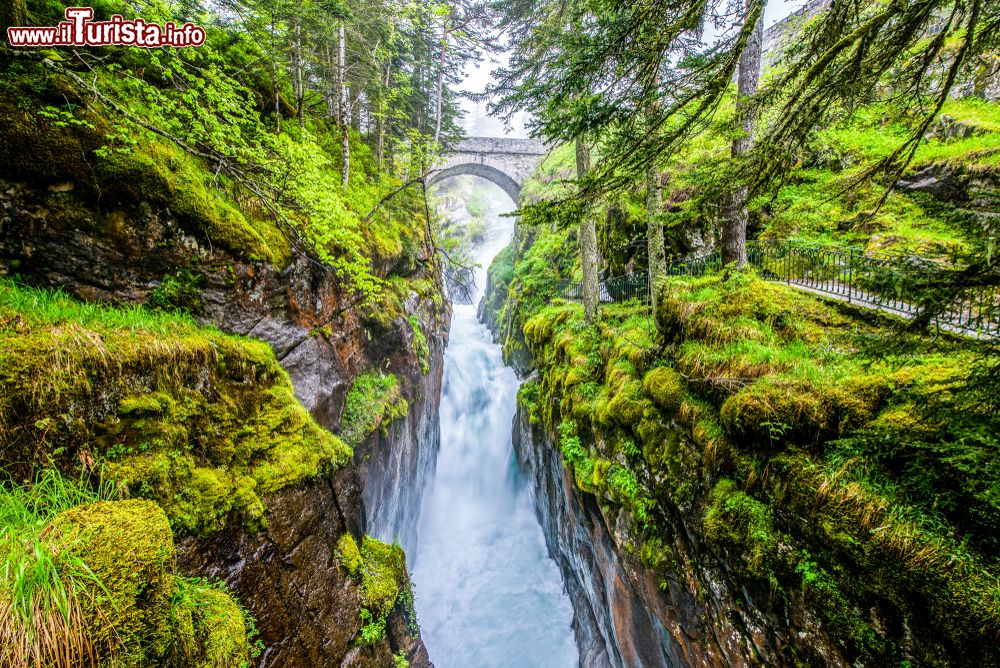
0;174;449;666
511;403;848;668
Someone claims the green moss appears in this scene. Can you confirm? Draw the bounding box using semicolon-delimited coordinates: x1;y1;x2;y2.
51;499;177;661
643;367;685;414
0;66;291;268
26;498;253;667
0;279;351;536
340;372;409;448
358;537;406;616
481;95;1000;663
343;536;413;646
703;479;779;578
337;534;363;575
98;140;291;266
170;578;252;668
41;499;248;667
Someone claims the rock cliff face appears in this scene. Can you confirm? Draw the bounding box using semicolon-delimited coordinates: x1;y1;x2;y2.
511;407;846;668
0;177;449;666
355;351;444;554
176;469;429;668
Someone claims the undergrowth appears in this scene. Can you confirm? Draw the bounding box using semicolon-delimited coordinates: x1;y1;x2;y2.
340;372;409;448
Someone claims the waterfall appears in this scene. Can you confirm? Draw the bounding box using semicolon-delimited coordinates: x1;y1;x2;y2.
411;179;579;667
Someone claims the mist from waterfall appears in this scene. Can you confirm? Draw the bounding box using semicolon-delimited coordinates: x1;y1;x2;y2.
411;178;579;667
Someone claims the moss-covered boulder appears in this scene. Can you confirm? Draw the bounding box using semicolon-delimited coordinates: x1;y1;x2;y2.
52;499;178;663
336;534;417;648
46;498;251;667
0;279;351;535
170;580;252;668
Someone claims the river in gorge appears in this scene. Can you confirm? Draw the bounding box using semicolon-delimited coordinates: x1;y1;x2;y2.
410;179;580;667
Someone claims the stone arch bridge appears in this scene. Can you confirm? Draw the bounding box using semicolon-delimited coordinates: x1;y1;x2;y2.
428;137;549;202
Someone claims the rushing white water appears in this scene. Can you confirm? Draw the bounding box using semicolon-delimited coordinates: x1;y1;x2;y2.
412;179;579;667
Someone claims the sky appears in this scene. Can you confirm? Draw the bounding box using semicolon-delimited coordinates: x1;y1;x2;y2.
458;0;807;137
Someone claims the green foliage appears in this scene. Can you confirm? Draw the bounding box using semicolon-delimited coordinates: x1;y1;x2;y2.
654;97;1000;258
343;536;412;647
0;19;444;302
340;372;409;448
409;315;430;375
703;478;779;578
358;608;387;646
0;469;114;666
168;578;254;668
0;471;252;667
492;196;1000;662
148;268;205;315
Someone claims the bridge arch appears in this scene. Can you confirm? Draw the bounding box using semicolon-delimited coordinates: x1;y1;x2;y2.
428;137;548;206
427;162;521;203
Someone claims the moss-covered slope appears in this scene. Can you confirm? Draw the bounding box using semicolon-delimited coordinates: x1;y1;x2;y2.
0;278;351;535
667;98;1000;258
489;204;999;662
0;278;365;665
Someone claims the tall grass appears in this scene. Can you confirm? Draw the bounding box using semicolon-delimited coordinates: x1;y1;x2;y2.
0;277;200;335
0;469;116;668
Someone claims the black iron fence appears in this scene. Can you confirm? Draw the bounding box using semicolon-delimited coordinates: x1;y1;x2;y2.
745;240;998;338
557;240;999;339
560;274;651;303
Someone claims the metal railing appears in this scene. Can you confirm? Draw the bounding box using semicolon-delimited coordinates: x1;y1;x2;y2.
745;240;998;338
557;240;999;339
560;273;652;304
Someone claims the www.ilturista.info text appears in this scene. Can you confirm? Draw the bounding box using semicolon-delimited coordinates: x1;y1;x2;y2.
7;7;205;48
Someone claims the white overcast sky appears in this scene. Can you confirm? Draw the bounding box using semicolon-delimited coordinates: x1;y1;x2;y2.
459;0;805;136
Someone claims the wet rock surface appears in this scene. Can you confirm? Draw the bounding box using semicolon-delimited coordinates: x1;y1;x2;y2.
177;470;431;668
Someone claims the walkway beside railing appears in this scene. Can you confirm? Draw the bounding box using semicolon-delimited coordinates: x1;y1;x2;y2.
561;240;1000;340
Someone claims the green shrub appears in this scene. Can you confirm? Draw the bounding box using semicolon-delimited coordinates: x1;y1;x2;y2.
340;372;409;448
148;268;205;315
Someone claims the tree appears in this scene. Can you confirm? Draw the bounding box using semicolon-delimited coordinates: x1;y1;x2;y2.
576;138;600;323
646;165;667;309
645;69;667;312
431;0;496;145
339;20;349;189
721;2;764;267
0;0;26;35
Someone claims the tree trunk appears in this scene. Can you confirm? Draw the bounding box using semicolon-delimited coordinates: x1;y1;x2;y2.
576;139;600;324
375;62;390;170
351;87;362;132
721;8;764;267
1;0;27;35
646;165;667;309
646;66;667;314
294;22;305;128
325;40;337;119
273;73;281;135
433;16;450;145
338;23;349;190
271;11;281;134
